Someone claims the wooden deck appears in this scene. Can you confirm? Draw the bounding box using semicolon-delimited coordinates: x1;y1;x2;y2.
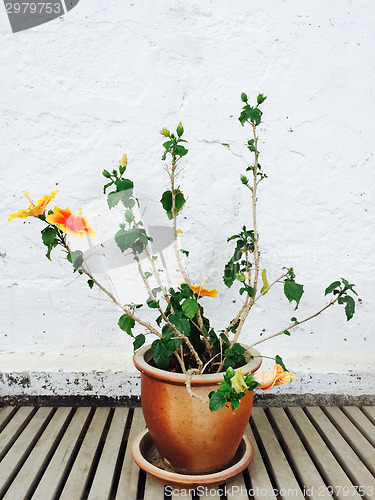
0;406;374;499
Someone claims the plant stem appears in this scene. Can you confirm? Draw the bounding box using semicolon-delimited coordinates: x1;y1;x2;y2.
59;235;163;338
248;292;343;349
254;269;290;303
230;121;261;346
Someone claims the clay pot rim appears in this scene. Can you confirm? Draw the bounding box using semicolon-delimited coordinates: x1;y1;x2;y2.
133;344;262;385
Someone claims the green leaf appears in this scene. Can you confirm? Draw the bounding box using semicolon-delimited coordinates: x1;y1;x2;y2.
118;314;135;336
160;190;186;219
102;169;111;178
182;299;199;319
239;284;255;297
147;300;159;309
151;339;170;370
224;358;236;368
284;279;304;309
133;334;146;350
115;229;139;252
163;140;173;150
291;317;297;322
209;392;227;412
325;281;341;295
174;145;188;157
107;191;124;209
180;249;189;257
240;174;248;185
103;181;113;194
241;92;248;103
275;355;288;372
67;250;83;272
115;178;134;192
41;226;57;247
170;315;191;336
144;272;152;279
125;209;133;223
87;279;94;289
284;330;291;336
340;295;356;321
260;268;269;294
341;278;358;296
257;93;267;105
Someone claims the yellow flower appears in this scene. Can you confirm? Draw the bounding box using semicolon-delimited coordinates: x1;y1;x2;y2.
230;369;248;393
253;364;295;391
46;207;96;238
160;127;170;137
177;229;183;234
189;284;218;298
120;154;128;167
9;190;59;221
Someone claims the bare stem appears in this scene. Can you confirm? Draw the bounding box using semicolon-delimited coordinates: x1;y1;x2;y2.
248;292;343;349
185;369;209;404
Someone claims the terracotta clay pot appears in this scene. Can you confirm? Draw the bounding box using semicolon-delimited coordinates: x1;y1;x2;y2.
133;345;262;474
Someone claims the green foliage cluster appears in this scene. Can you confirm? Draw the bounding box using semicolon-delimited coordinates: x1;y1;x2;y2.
208;367;259;411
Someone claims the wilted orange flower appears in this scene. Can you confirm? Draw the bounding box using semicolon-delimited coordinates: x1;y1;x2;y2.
189;284;218;298
253;364;295;391
9;190;59;221
46;207;96;238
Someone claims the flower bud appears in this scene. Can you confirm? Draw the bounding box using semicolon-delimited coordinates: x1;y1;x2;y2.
160;128;170;137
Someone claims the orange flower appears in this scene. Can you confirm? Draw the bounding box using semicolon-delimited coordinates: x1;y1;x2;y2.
189;284;218;298
46;207;96;238
9;190;59;221
253;364;295;391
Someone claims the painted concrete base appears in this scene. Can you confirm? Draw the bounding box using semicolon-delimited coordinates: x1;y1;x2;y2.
0;369;374;407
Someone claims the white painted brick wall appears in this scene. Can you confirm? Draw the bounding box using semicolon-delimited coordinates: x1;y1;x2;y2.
1;0;374;397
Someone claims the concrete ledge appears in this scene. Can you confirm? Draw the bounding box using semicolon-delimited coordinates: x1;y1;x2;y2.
0;393;374;407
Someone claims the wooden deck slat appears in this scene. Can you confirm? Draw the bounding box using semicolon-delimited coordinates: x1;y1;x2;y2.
225;472;249;500
3;407;72;500
342;406;375;447
305;407;375;492
0;407;34;457
0;407;53;497
59;407;111;500
287;407;363;500
362;406;375;425
324;406;375;476
245;423;276;499
269;407;333;499
115;408;146;500
144;474;165;500
31;407;92;500
87;408;129;500
0;407;15;429
251;408;304;499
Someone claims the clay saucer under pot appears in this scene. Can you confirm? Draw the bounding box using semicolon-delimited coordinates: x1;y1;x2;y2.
131;429;254;490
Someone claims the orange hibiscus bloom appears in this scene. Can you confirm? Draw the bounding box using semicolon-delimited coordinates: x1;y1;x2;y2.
189;284;218;298
9;190;59;221
253;364;295;391
46;207;96;238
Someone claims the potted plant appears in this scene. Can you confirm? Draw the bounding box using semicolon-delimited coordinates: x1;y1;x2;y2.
9;93;357;478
